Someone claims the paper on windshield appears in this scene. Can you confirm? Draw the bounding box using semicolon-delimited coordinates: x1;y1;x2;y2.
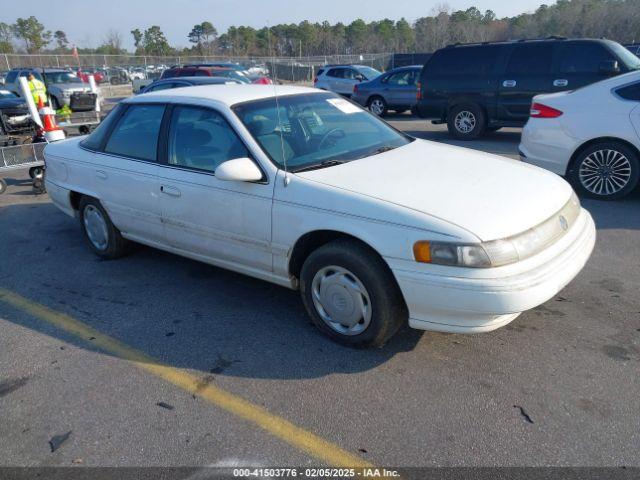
326;98;361;114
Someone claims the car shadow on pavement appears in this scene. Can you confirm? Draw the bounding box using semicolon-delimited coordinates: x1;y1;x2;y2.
0;202;424;381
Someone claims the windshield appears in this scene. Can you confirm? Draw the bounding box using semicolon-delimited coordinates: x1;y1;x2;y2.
46;72;83;84
609;42;640;70
233;92;412;171
356;66;382;80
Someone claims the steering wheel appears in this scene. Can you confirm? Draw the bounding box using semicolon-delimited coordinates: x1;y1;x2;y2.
318;128;346;150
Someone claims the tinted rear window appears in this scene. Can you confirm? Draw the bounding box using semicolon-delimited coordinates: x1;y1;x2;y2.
427;46;502;75
506;44;553;75
616;82;640;101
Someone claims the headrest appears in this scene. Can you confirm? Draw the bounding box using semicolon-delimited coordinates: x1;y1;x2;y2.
247;117;276;136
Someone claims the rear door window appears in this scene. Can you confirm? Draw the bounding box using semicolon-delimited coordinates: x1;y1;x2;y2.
104;104;165;161
506;44;554;75
429;46;502;75
386;70;414;85
80;103;125;151
558;43;615;74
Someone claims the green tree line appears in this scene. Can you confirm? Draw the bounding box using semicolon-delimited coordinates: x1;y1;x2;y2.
1;1;639;57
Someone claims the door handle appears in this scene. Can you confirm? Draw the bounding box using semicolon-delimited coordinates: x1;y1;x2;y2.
160;185;181;197
502;80;517;88
553;79;569;87
96;170;107;180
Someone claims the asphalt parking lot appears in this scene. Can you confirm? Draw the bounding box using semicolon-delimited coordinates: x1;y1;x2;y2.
1;120;639;470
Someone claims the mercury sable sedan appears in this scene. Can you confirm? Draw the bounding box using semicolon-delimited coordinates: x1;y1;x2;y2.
44;85;596;347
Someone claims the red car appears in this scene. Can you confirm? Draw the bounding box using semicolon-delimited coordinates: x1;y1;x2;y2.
76;69;104;84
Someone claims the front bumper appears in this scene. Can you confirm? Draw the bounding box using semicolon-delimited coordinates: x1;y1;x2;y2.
391;209;596;333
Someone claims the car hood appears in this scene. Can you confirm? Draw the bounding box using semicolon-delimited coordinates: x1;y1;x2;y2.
295;139;573;241
0;98;28;110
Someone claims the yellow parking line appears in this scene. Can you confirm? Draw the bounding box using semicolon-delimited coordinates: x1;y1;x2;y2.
0;288;372;468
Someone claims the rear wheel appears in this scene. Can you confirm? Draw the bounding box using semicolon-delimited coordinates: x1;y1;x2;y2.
79;197;129;259
367;96;387;116
568;141;639;200
300;239;406;347
447;103;486;140
0;178;7;195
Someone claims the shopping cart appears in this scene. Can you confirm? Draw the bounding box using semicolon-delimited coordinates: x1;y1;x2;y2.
0;142;47;195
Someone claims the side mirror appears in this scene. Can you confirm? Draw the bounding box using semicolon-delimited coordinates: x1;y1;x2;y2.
599;60;620;76
215;157;263;182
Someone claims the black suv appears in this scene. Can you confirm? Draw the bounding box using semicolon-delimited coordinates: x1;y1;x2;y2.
416;38;640;140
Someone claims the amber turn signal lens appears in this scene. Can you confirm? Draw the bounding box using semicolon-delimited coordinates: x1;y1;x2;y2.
413;241;432;263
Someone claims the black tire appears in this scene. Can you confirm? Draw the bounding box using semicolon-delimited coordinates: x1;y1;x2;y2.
0;178;7;195
367;95;388;116
28;167;43;179
78;196;129;259
568;141;639;200
300;239;407;348
447;103;486;140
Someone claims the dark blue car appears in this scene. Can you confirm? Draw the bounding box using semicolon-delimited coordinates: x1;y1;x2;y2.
351;65;421;116
140;76;241;94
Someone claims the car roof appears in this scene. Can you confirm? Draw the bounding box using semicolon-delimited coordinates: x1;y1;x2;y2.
442;37;613;49
132;84;320;106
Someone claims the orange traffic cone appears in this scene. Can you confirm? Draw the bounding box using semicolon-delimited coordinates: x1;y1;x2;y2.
38;97;65;142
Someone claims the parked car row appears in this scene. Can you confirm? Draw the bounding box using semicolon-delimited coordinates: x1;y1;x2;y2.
311;37;640;199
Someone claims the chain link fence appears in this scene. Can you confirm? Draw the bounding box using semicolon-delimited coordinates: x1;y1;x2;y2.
1;53;393;85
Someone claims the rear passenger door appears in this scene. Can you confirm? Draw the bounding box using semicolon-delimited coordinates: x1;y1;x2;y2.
89;103;166;244
554;42;619;92
158;104;273;272
498;43;556;123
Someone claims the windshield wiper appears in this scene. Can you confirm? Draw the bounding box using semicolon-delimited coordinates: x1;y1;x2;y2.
291;160;346;173
371;145;398;155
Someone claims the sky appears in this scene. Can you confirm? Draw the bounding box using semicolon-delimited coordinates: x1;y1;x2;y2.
4;0;550;50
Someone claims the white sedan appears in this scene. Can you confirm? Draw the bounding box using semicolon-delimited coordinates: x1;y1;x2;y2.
520;70;640;200
44;85;596;347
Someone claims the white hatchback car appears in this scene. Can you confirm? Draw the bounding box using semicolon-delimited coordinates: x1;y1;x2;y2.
520;70;640;200
44;85;595;347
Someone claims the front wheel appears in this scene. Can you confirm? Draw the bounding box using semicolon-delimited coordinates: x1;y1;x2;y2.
447;103;486;140
568;142;639;200
300;239;407;347
79;197;129;259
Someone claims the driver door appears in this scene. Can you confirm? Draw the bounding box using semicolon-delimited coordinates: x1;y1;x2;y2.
158;104;273;272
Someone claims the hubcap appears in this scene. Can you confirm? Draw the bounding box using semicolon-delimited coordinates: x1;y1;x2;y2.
369;99;385;116
454;110;476;134
579;149;632;196
83;205;109;251
310;266;372;336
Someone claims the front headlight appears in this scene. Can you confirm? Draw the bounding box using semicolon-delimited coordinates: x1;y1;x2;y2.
414;193;581;268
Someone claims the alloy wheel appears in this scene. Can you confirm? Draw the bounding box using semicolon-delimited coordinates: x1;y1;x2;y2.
579;149;632;197
454;110;476;134
369;98;385;116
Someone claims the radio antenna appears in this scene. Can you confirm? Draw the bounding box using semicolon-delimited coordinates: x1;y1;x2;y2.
268;22;290;187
